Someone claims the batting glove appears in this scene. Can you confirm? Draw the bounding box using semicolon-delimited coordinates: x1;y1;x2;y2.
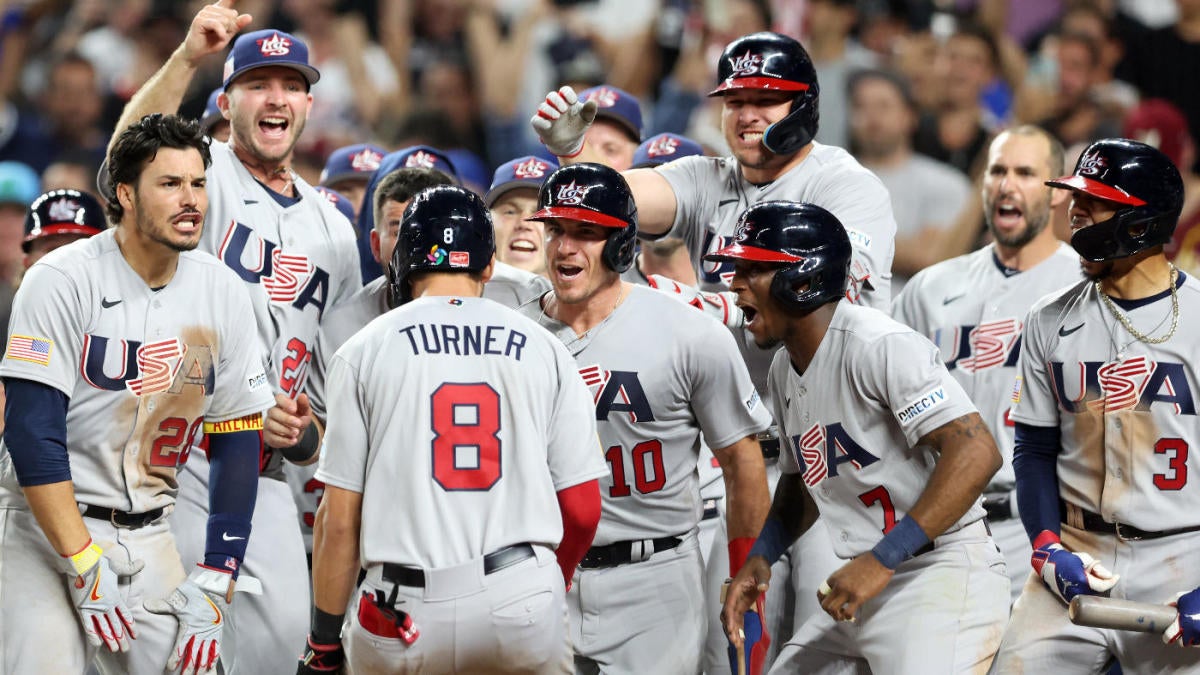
65;540;144;653
144;566;237;675
727;594;770;675
530;86;598;158
1163;587;1200;646
646;274;744;329
1030;531;1118;604
297;636;345;673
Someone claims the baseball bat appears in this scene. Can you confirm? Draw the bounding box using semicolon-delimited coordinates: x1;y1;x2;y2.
1068;596;1177;633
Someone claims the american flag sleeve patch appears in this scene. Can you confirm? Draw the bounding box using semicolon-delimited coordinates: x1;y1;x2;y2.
6;335;53;366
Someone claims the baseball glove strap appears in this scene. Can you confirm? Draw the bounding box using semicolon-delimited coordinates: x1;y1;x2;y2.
1060;500;1200;541
81;505;166;529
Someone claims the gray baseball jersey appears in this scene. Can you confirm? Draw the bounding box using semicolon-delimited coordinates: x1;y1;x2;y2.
892;243;1081;492
0;231;274;512
1012;273;1200;531
318;295;605;568
519;285;771;545
769;302;985;559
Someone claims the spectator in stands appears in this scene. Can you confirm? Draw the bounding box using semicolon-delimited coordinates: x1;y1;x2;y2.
804;0;878;149
915;22;999;176
1038;32;1123;148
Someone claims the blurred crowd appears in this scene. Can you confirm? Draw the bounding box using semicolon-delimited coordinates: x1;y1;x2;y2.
3;0;1200;294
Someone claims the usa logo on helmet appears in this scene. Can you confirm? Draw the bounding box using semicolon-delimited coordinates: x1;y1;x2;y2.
1078;150;1107;176
351;149;382;172
647;136;679;158
405;151;437;169
257;33;292;57
585;87;619;108
730;50;764;78
514;158;549;179
47;197;80;222
555;180;596;206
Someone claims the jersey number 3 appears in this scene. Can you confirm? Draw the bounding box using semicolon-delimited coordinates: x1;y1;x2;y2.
431;383;501;491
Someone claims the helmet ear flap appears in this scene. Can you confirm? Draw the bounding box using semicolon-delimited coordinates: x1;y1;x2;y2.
762;88;820;156
602;226;637;272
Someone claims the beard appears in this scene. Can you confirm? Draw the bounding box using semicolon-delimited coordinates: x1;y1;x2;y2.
1082;259;1114;281
137;211;200;252
986;205;1051;249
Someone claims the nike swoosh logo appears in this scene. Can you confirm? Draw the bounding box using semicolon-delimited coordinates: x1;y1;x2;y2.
243;199;259;205
942;294;965;305
718;199;740;207
204;594;222;625
1058;323;1084;337
90;575;103;602
101;298;122;308
221;532;246;541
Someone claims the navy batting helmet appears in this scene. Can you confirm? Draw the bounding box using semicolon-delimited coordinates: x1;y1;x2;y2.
390;185;495;304
24;189;106;253
704;201;850;314
709;32;820;156
1047;138;1183;262
528;163;637;272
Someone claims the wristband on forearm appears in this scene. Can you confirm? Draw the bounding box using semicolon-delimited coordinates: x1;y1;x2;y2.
278;422;320;463
311;606;344;644
204;513;251;577
869;516;930;570
747;517;790;566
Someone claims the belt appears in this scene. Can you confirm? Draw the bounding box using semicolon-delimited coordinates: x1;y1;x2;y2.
702;498;721;521
1061;500;1200;541
580;536;683;569
983;494;1014;521
81;505;166;530
758;433;780;461
381;543;535;588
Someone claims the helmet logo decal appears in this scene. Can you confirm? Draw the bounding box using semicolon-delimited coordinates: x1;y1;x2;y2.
257;33;292;57
48;198;80;222
427;245;447;264
350;149;382;172
730;50;764;78
554;180;597;206
514;158;549;179
647;136;679;158
405;151;438;169
449;251;470;267
585;87;619;108
1078;150;1107;177
733;219;753;242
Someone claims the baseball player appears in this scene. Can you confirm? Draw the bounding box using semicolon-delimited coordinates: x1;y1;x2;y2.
519;162;773;674
620;133;705;287
0;113;273;674
486;155;558;277
579;85;643;171
199;87;229;142
718;200;1010;674
22;188;106;269
990;139;1200;672
112;6;362;673
319;143;385;220
892;125;1083;602
298;185;605;674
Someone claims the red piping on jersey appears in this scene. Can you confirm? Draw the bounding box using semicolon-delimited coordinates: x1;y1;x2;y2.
709;243;804;264
1046;175;1147;206
527;206;628;229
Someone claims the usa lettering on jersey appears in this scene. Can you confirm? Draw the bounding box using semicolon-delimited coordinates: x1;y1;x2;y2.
82;335;215;395
217;221;332;317
1048;357;1196;415
940;318;1023;373
792;422;881;487
579;364;655;423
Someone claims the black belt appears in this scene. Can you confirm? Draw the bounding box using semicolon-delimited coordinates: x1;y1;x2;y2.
1061;500;1200;541
759;436;780;461
702;498;721;521
984;494;1015;521
82;505;166;529
381;543;535;588
579;536;682;569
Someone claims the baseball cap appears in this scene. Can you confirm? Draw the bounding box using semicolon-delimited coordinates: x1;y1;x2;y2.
632;133;704;169
314;186;357;223
23;189;105;252
320;143;386;187
200;88;224;133
0;161;40;207
485;156;558;207
223;29;321;89
385;146;459;182
579;85;643;143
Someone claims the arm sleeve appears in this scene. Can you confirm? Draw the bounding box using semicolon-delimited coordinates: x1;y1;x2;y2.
554;479;601;576
687;320;772;450
203;428;261;573
313;352;370;492
2;377;70;486
859;330;978;446
1014;422;1063;543
545;338;607;489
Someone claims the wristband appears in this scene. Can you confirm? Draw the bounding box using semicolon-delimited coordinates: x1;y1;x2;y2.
1031;529;1060;551
747;517;789;566
205;513;252;578
728;537;755;577
64;538;102;575
279;421;320;463
870;516;930;570
311;606;345;644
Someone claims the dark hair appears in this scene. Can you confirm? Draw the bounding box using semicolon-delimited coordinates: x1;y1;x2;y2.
952;21;1002;73
1056;31;1101;69
105;113;210;223
373;167;456;231
847;68;917;111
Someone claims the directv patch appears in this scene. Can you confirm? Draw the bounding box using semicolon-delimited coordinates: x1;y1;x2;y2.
745;390;760;412
896;386;947;425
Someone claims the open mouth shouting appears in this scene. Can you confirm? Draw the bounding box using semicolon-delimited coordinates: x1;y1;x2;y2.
259;115;290;140
172;210;203;235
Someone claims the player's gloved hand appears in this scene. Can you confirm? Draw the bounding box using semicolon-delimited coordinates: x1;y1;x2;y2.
297;636;345;673
530;86;598;158
646;274;744;329
65;539;145;653
1163;587;1200;646
144;565;236;675
1030;531;1118;604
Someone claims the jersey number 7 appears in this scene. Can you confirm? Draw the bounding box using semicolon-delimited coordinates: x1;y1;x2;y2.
431;383;501;491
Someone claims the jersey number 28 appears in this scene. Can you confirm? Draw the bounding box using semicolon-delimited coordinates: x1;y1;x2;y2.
431;383;501;491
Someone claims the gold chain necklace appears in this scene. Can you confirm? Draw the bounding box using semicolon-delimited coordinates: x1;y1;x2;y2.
1096;264;1179;345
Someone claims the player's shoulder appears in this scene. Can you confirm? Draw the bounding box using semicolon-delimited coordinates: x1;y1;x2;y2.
627;284;728;332
1180;270;1200;300
34;227;115;271
484;262;553;308
801;143;884;183
832;301;917;347
904;245;992;294
1025;277;1092;329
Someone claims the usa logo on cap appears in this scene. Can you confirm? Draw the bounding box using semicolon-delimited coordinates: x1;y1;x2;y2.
647;136;680;158
351;148;382;172
405;151;437;169
514;158;549;179
47;197;80;222
258;33;292;57
586;87;619;108
555;180;596;206
730;51;764;77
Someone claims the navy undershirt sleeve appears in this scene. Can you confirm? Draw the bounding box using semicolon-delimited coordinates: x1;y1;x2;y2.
1013;421;1063;543
203;429;260;575
3;377;70;486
